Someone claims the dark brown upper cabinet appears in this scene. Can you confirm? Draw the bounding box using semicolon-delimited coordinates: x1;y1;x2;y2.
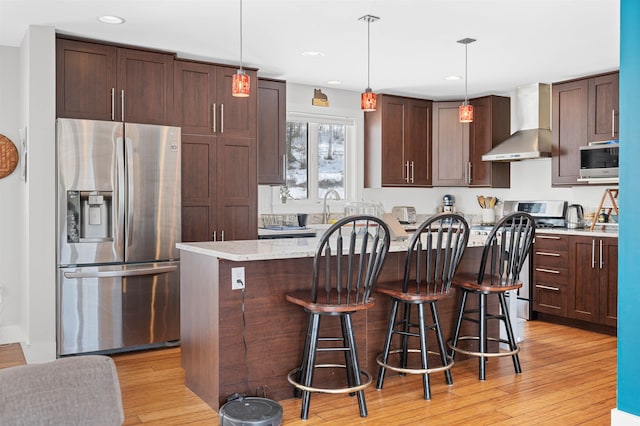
552;71;619;186
174;60;257;139
257;78;286;185
56;37;174;125
432;96;510;187
365;94;432;187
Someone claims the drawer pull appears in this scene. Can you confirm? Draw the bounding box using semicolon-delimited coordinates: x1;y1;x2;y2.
536;235;561;240
536;284;560;292
535;267;560;274
535;251;560;257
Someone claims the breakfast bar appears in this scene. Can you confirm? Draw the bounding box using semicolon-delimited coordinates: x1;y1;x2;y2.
177;233;491;410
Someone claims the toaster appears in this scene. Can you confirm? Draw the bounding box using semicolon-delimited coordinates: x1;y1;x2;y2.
392;206;416;224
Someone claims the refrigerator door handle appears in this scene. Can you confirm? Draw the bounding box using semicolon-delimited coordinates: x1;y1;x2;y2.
64;265;178;279
116;132;126;259
125;137;134;247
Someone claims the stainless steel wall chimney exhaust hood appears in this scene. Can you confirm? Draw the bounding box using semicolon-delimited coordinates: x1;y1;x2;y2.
482;83;552;161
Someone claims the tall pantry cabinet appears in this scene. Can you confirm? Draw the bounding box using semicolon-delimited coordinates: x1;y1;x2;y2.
175;60;258;242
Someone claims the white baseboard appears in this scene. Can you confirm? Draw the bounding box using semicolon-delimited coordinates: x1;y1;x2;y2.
612;408;640;425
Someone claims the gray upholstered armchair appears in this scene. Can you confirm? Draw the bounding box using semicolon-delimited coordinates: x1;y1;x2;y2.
0;355;124;426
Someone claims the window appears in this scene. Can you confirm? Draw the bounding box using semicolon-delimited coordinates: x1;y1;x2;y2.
285;114;354;201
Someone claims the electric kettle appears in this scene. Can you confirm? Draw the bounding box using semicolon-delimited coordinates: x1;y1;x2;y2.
566;204;585;229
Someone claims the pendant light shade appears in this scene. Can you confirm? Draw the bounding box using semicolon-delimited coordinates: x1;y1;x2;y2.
361;88;377;111
232;0;250;97
457;37;476;123
359;15;379;112
459;104;473;123
232;70;250;97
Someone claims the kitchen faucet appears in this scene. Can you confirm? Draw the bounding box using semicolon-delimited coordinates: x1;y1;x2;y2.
322;189;340;224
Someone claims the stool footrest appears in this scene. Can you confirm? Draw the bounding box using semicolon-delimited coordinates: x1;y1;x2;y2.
376;349;454;375
448;336;520;358
287;364;372;395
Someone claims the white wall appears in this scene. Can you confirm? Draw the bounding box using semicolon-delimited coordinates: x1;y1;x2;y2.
0;46;26;343
20;26;57;363
259;83;610;221
0;26;57;362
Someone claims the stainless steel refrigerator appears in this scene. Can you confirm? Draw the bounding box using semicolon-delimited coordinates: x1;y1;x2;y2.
56;118;181;356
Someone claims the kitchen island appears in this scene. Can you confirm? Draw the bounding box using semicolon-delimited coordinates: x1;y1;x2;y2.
177;232;492;411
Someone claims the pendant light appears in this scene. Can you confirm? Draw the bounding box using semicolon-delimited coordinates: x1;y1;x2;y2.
232;0;250;97
458;37;476;122
359;14;379;111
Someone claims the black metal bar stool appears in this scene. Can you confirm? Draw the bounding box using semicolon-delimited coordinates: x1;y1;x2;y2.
286;215;391;419
448;212;535;380
376;213;469;400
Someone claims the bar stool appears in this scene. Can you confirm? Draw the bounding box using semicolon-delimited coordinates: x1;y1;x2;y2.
375;213;469;400
286;215;391;419
448;212;535;380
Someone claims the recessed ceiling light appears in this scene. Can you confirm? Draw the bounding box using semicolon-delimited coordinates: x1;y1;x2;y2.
98;15;126;24
327;80;342;85
302;51;324;57
445;75;462;81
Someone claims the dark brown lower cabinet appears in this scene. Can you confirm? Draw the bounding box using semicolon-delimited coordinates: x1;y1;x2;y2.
533;233;617;330
569;235;618;327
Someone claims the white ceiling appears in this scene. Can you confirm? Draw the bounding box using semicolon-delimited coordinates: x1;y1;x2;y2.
0;0;620;100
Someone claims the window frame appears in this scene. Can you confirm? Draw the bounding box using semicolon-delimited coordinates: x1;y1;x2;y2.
273;112;356;208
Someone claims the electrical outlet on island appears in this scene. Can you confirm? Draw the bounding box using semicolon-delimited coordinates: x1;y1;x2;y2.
231;267;245;290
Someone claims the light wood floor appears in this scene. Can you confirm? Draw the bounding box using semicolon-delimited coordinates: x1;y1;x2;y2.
109;320;616;425
0;322;614;425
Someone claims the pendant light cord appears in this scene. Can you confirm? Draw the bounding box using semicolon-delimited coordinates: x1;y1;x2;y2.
464;42;468;105
239;0;244;71
367;17;371;89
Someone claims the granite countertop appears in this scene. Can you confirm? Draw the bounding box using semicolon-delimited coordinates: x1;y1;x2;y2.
536;226;618;238
178;223;618;262
177;228;488;262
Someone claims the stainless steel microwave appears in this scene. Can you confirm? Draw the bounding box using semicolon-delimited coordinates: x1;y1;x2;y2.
579;143;619;179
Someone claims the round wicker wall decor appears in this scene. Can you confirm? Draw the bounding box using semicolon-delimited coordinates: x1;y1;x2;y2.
0;134;19;179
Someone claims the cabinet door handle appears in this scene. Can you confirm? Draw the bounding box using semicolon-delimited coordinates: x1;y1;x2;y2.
111;88;115;121
212;231;216;241
212;103;217;133
599;239;604;269
535;268;560;275
121;89;125;121
535;251;560;257
221;230;225;242
536;284;560;292
537;235;561;240
467;162;472;184
221;103;224;133
612;109;616;137
592;239;596;269
405;161;410;183
411;161;415;183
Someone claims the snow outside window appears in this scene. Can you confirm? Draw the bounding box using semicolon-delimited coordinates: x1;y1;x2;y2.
285;116;353;201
